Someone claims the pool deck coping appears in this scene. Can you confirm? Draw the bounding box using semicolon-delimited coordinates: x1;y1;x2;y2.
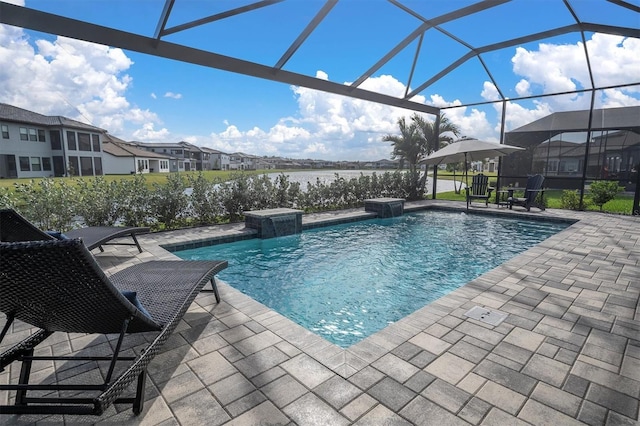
1;200;639;425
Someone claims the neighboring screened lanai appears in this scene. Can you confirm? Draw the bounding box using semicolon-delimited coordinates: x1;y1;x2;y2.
1;0;639;212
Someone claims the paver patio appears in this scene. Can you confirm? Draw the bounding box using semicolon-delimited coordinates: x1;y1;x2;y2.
1;200;639;425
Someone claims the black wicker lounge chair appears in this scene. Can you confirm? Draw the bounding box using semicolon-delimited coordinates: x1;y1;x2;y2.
0;238;227;415
0;209;149;253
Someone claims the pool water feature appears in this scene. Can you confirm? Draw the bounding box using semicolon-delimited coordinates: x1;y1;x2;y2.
175;211;570;348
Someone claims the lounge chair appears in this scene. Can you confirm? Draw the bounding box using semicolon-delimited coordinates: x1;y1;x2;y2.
0;238;227;415
0;209;149;253
466;173;494;208
508;174;546;211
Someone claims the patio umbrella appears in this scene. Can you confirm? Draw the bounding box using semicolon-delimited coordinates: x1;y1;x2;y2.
422;139;525;208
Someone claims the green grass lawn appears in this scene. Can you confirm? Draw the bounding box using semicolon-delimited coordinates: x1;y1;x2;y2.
435;188;635;215
0;169;288;191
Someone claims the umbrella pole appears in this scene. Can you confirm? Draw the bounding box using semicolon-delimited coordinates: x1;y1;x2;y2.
465;152;469;211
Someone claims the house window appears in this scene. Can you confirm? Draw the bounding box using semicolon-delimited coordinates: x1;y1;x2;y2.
38;129;46;142
29;128;37;141
20;128;28;141
78;133;91;151
68;156;79;176
19;156;30;171
50;130;62;150
42;157;52;171
67;131;77;150
30;157;42;171
1;124;8;139
94;157;103;175
80;157;93;176
92;134;101;152
160;160;168;169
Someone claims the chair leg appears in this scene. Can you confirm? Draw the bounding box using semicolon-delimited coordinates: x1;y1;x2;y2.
202;278;221;303
211;278;220;304
133;370;146;415
15;349;34;406
131;234;143;253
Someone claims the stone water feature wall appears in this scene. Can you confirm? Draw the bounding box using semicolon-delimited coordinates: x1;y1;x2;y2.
244;208;303;239
364;198;405;218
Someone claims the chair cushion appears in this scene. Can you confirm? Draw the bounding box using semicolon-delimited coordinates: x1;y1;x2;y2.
121;290;152;319
45;231;69;240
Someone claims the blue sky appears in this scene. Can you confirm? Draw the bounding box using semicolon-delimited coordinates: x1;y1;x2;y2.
1;0;639;160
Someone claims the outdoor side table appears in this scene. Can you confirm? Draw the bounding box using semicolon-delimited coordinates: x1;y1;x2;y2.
496;189;513;208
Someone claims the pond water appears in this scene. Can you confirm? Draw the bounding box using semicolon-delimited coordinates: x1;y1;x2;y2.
265;170;459;193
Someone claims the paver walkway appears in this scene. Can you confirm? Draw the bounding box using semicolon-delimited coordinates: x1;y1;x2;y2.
1;201;639;425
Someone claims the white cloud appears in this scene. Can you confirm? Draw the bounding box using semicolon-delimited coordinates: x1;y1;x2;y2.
481;82;501;101
0;24;162;136
151;92;157;99
164;92;182;99
131;122;170;141
514;79;531;97
510;33;640;111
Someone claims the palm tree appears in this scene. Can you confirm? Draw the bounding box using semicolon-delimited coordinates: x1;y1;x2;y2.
382;117;422;199
383;114;460;200
412;113;461;195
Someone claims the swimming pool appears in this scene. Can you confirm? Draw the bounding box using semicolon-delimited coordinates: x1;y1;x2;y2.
175;211;570;347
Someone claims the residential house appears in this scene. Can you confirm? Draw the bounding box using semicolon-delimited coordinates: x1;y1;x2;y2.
364;158;400;169
0;103;106;178
229;152;257;170
200;147;230;170
505;105;640;184
134;141;202;172
102;134;171;174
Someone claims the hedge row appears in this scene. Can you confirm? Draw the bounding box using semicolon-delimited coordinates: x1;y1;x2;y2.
0;171;417;231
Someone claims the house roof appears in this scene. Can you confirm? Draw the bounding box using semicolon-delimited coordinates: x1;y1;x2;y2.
506;106;640;147
102;134;171;159
200;147;229;155
0;103;106;132
134;141;202;152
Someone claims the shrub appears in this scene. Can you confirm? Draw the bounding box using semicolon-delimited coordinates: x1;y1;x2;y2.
188;172;222;225
560;190;581;210
119;174;151;227
150;173;189;230
589;180;622;211
76;176;124;226
0;187;17;210
219;172;253;222
13;178;78;231
273;173;301;208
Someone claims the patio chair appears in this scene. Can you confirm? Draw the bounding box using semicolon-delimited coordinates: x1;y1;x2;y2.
0;238;227;415
508;174;546;211
0;208;149;253
465;173;494;208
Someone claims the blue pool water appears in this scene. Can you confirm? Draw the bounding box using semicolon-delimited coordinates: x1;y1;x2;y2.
175;211;569;347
